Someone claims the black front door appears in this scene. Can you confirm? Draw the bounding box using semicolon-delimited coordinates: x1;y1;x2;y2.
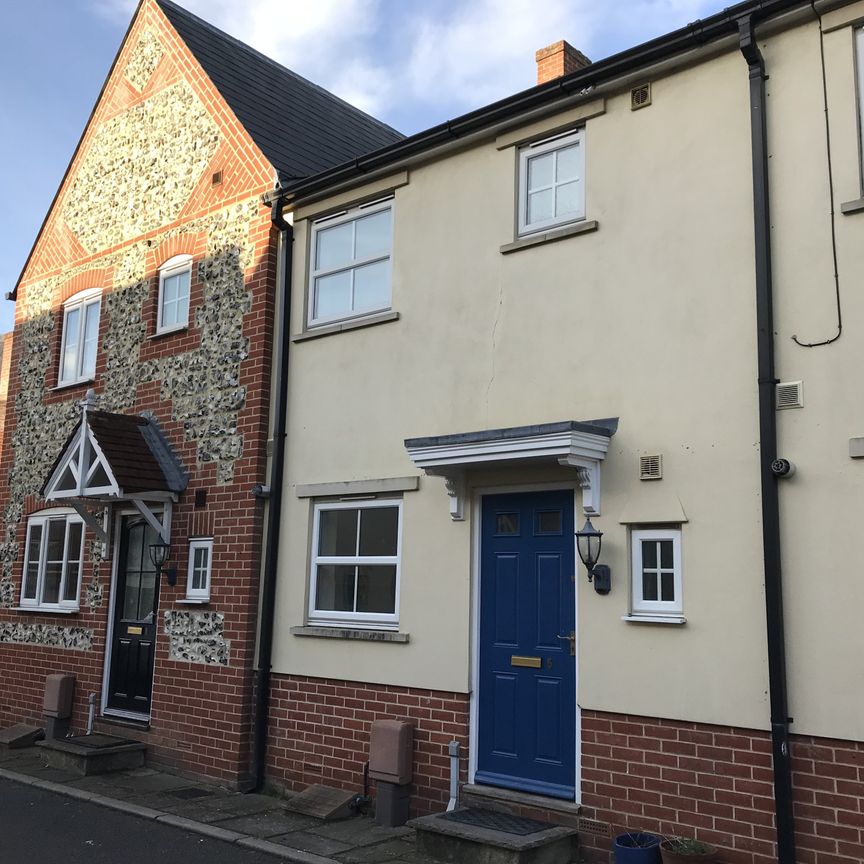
107;516;160;715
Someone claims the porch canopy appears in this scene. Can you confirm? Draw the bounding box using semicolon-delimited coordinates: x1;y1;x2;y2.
42;392;187;543
404;418;617;521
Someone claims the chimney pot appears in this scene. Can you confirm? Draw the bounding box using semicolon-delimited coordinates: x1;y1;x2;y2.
535;40;591;85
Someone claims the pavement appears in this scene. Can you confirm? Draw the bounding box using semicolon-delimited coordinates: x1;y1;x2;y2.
0;746;439;864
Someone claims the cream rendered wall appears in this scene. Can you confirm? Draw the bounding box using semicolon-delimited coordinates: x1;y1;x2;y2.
768;13;864;741
271;43;791;730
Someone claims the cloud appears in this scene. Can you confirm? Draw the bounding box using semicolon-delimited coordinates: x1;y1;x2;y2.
89;0;720;129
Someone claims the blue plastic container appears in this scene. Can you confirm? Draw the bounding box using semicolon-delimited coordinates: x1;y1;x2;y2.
613;832;662;864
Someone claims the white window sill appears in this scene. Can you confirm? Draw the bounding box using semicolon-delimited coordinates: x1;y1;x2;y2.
149;325;189;340
176;598;209;605
14;606;79;615
52;378;95;392
621;614;686;625
291;625;409;643
293;310;399;342
501;219;599;254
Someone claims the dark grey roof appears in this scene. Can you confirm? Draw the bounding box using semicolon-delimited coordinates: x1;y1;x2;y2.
156;0;403;183
404;419;618;449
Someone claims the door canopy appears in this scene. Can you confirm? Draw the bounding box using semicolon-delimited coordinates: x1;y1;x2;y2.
404;418;618;521
43;390;187;504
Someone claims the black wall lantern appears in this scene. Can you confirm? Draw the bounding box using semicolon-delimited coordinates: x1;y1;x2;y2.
149;540;177;587
575;518;611;595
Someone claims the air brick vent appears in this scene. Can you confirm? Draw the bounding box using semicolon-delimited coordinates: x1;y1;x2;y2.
631;83;651;110
776;381;804;410
578;817;612;837
639;454;663;480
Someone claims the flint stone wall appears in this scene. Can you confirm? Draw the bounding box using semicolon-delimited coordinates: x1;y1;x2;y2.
164;610;229;665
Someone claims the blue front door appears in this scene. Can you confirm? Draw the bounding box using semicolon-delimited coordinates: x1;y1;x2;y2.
476;489;576;799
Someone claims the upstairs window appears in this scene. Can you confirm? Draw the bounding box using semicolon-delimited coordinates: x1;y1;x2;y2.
309;499;402;628
157;254;192;334
59;289;101;386
517;129;585;236
20;511;85;610
858;28;864;181
630;528;682;617
308;199;392;327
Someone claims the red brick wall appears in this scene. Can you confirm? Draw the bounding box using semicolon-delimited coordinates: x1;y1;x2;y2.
266;674;470;815
0;0;277;789
579;711;864;864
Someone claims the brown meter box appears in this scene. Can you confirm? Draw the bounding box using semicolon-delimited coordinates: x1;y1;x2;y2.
368;719;414;785
43;674;75;719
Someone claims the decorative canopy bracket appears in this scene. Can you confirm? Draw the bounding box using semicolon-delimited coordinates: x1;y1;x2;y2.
69;501;109;545
132;498;172;543
422;470;466;521
558;456;602;516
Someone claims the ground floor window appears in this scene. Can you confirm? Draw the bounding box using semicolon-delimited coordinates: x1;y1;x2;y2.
309;499;402;628
630;527;682;616
187;538;213;601
20;511;85;610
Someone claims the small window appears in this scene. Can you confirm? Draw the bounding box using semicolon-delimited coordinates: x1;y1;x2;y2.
518;129;585;237
186;538;213;601
309;499;402;628
308;199;393;327
20;511;85;610
630;528;682;616
157;254;192;334
59;289;101;385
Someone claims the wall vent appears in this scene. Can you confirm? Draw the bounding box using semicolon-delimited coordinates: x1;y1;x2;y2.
211;169;223;186
776;381;804;410
578;817;611;838
639;454;663;480
631;83;651;110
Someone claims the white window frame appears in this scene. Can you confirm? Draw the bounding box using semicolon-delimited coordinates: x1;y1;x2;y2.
307;198;393;328
186;537;213;601
308;498;402;629
20;510;86;611
58;288;102;386
630;528;683;616
517;128;585;237
156;254;193;335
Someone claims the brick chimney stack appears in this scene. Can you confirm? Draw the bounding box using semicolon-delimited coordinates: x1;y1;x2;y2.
535;40;591;85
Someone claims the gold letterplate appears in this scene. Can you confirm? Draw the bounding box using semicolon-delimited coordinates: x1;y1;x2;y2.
127;626;143;635
511;655;542;668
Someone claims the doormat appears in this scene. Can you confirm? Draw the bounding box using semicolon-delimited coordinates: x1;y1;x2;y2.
438;807;550;835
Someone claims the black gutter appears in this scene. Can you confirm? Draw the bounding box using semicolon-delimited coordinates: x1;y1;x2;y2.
275;0;810;205
252;201;293;791
738;16;796;864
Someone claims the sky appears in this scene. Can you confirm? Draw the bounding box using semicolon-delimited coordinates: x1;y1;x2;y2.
0;0;721;334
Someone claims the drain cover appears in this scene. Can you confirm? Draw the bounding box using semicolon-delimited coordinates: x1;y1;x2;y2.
169;787;215;800
438;807;550;836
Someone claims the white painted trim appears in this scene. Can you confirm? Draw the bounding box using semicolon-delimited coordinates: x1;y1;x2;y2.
630;527;683;616
308;498;403;628
156;254;192;335
307;198;394;328
19;510;86;611
58;290;102;386
407;428;611;518
517;128;585;237
468;481;582;804
102;708;150;722
186;538;213;601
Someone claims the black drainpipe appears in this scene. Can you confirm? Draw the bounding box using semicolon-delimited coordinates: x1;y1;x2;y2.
252;200;293;791
738;16;796;864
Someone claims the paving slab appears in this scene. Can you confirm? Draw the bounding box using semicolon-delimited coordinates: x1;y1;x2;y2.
0;724;44;749
311;819;411;847
270;830;353;857
166;793;279;823
214;810;320;838
335;837;419;863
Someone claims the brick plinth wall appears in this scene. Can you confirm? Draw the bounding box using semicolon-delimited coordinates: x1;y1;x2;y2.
266;675;470;815
578;711;864;864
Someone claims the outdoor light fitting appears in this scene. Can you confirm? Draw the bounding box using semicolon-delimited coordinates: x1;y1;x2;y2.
575;518;611;595
149;540;177;587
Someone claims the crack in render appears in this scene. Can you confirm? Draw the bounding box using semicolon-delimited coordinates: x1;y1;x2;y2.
484;279;505;418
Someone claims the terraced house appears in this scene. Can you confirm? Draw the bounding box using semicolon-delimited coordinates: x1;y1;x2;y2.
260;0;864;862
0;0;400;786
